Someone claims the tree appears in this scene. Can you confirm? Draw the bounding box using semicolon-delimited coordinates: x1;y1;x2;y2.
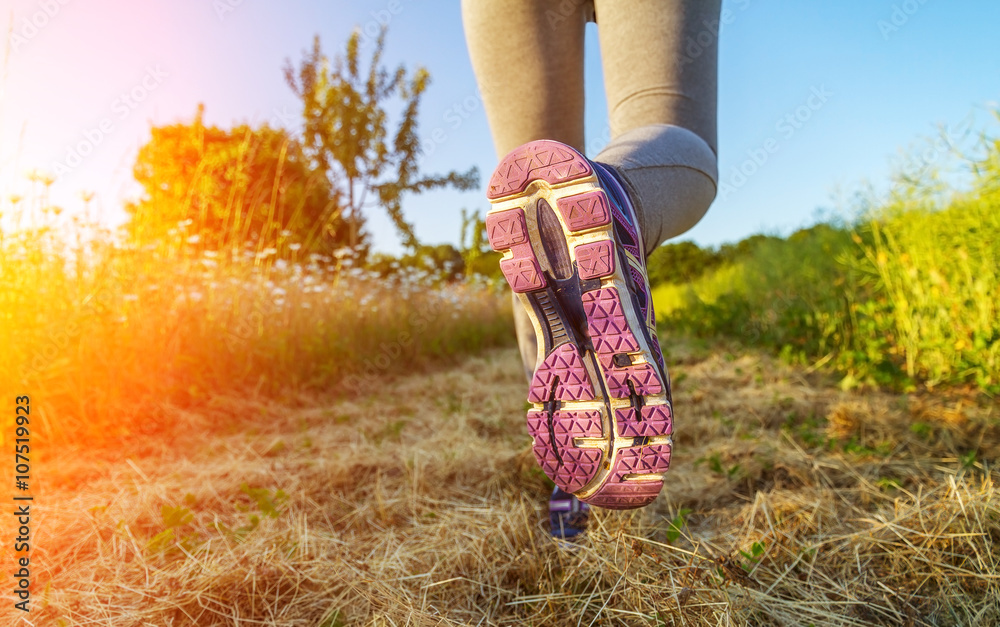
284;28;478;253
646;240;721;286
126;104;352;251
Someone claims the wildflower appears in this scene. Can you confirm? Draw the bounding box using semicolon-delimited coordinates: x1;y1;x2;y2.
186;234;201;245
289;243;302;252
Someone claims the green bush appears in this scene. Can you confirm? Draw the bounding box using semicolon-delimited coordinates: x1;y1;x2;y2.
655;133;1000;393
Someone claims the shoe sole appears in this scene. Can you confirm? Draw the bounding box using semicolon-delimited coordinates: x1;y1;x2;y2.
486;140;673;509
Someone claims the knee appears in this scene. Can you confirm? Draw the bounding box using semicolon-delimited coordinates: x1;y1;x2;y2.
595;124;719;247
659;164;717;241
625;162;717;250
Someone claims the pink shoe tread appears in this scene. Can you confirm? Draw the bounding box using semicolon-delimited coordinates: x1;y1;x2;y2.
615;405;673;438
526;409;605;493
487;140;592;200
556;191;611;232
487;207;548;293
527;343;595;402
575;241;615;280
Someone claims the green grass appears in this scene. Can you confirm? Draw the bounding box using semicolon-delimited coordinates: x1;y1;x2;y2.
654;133;1000;393
0;211;514;447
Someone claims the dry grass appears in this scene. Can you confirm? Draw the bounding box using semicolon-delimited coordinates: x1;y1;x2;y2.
6;338;999;626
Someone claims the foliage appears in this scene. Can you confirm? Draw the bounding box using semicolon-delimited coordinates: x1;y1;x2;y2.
126;104;342;253
647;240;717;286
654;132;1000;392
646;234;782;287
368;243;467;282
364;209;504;284
284;29;479;253
0;203;513;449
852;174;1000;390
459;208;503;280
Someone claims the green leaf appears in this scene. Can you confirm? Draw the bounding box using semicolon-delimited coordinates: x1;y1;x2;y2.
161;505;194;529
665;508;691;543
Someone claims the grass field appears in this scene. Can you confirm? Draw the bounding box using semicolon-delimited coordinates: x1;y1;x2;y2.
650;137;1000;395
2;123;998;627
5;339;997;625
0;214;513;448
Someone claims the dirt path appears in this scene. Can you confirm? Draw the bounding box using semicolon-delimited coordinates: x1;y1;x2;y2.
9;340;999;626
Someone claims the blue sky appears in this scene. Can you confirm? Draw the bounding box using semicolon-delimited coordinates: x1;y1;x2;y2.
2;0;998;253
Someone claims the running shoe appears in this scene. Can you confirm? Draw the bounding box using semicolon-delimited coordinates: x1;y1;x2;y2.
549;487;590;539
486;139;674;509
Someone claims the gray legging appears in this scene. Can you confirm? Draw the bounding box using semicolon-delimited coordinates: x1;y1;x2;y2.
461;0;721;381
